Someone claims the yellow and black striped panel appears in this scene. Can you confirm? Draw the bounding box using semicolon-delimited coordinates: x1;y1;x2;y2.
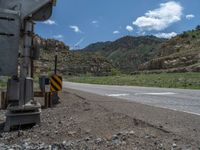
50;75;62;92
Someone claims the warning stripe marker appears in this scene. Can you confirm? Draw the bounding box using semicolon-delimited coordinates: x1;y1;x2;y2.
50;75;62;92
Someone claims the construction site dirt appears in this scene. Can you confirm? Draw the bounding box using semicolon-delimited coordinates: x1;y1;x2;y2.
0;88;200;150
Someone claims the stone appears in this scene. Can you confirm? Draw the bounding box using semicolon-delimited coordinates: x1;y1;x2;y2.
85;136;91;142
172;143;177;148
145;134;151;139
112;134;118;140
68;131;77;136
62;141;66;145
95;138;103;145
85;129;91;134
112;139;121;146
121;141;126;145
116;132;122;136
129;130;135;135
105;133;113;141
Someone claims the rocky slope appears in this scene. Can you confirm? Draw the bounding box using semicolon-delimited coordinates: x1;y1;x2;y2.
139;27;200;73
35;25;200;75
34;35;113;76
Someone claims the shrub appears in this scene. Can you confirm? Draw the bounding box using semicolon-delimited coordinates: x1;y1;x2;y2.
111;68;121;76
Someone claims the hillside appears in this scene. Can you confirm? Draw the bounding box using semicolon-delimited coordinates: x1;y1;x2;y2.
139;27;200;73
35;26;200;76
79;36;166;73
34;36;113;76
77;26;200;74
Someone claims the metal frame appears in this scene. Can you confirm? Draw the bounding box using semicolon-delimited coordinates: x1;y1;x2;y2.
0;9;20;76
0;0;54;21
0;0;56;131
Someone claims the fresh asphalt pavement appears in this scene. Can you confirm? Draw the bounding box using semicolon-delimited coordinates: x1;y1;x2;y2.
64;81;200;116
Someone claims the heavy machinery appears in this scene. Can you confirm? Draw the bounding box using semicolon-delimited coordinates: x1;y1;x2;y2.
0;0;56;131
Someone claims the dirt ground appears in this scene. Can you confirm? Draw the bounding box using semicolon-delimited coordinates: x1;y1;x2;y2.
0;89;199;150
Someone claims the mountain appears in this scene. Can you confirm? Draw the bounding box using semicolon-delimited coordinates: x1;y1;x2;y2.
81;41;111;52
139;27;200;73
35;25;200;76
34;35;114;76
78;36;166;73
77;26;200;74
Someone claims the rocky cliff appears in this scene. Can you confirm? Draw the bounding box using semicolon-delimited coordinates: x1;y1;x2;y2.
139;27;200;73
34;35;114;76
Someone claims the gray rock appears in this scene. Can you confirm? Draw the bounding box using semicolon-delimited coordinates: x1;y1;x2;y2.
129;130;135;135
172;143;177;148
85;136;91;142
145;134;151;139
112;138;121;146
112;134;118;140
95;138;103;145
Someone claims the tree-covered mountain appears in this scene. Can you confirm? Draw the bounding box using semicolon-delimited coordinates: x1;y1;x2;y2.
35;25;200;76
77;26;200;74
78;36;166;73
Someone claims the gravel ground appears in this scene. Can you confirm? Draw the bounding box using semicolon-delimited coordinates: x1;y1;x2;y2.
0;90;199;150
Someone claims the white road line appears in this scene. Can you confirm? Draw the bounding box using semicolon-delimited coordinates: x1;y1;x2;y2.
106;94;130;97
135;92;177;96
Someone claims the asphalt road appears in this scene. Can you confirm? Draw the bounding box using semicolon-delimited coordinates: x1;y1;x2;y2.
64;82;200;116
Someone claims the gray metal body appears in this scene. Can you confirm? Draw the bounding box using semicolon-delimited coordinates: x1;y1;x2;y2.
39;76;50;93
0;0;53;21
0;9;20;76
7;78;20;106
0;0;56;131
0;0;54;76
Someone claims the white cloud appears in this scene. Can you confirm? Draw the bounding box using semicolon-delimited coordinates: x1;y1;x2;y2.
126;25;133;32
133;1;183;31
92;20;99;24
43;19;56;25
113;30;120;34
154;32;177;39
186;14;195;20
91;20;99;27
69;25;82;33
53;34;64;40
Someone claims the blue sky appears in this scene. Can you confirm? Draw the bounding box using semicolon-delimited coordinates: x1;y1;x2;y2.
35;0;200;49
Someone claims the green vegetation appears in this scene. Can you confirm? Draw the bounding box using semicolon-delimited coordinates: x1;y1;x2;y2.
139;27;200;72
35;35;114;76
75;26;200;74
37;26;200;76
0;77;8;89
0;82;6;89
66;72;200;90
79;36;166;73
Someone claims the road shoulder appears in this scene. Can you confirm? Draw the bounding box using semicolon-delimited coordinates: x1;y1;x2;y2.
65;88;200;143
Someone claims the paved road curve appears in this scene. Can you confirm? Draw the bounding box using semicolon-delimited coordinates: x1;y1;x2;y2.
64;82;200;116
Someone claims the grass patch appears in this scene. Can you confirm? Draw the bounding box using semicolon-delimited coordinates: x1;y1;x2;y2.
66;72;200;90
0;77;8;89
0;80;7;89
